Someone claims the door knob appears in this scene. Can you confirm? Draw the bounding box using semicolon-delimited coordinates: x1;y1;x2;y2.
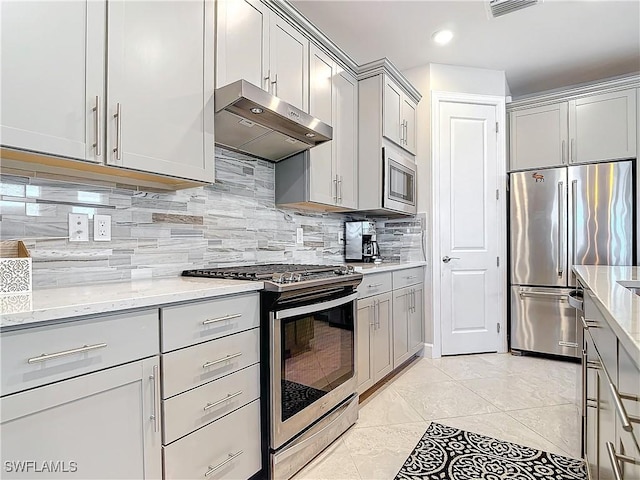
442;256;460;263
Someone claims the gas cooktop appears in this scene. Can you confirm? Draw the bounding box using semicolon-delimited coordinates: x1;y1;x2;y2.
182;264;362;292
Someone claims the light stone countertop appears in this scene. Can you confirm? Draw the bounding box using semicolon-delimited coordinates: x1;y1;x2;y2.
573;265;640;368
0;277;263;330
348;261;427;274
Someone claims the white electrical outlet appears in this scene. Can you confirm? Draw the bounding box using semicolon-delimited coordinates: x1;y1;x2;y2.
296;227;304;244
68;213;89;242
94;214;112;241
338;230;344;244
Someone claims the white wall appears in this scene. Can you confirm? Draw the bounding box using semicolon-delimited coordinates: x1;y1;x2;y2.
401;62;509;350
430;63;509;96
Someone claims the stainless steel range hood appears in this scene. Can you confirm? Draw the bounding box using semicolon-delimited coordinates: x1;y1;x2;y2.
214;80;332;162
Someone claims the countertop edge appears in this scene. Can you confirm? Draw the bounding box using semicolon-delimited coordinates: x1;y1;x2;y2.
350;261;427;274
573;266;640;370
0;281;264;331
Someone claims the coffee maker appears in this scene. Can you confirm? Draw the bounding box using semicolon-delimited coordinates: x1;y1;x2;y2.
345;221;381;262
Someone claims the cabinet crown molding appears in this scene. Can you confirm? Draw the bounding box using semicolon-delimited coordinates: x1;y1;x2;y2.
508;74;640;111
268;1;422;105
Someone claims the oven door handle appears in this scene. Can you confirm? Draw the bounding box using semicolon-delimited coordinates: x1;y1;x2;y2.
274;292;359;320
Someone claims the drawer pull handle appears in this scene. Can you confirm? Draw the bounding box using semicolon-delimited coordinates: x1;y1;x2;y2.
581;316;599;330
367;283;383;288
606;441;640;480
205;450;243;477
203;313;242;325
27;343;107;364
620;393;640;402
203;390;243;411
404;275;417;280
203;352;242;369
601;362;634;432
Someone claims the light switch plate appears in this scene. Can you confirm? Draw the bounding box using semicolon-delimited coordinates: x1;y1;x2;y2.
94;214;111;241
68;213;89;242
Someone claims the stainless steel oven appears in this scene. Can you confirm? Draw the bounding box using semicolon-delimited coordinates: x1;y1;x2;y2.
263;276;360;480
383;143;417;215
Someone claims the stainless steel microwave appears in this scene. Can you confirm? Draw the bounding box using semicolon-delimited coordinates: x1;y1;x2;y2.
383;144;417;215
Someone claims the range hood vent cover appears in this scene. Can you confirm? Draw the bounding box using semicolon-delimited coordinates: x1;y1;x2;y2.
214;80;332;162
487;0;541;18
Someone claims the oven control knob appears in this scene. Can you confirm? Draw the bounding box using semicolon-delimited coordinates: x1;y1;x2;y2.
293;273;302;282
272;273;285;283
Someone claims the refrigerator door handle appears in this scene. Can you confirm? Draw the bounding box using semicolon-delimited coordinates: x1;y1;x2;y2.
557;181;564;278
572;180;578;266
518;289;569;301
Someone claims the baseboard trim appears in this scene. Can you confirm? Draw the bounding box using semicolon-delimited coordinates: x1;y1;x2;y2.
422;343;434;358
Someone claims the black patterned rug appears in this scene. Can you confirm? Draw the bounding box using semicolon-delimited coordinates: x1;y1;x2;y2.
395;422;587;480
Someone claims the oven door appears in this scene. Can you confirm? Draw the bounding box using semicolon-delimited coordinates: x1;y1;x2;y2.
270;292;357;449
383;145;417;214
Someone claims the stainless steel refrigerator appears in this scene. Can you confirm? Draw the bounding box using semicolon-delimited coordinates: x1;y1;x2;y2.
509;160;635;358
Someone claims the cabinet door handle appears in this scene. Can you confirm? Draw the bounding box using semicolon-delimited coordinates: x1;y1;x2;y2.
375;300;380;329
271;73;278;97
113;103;122;160
337;176;343;204
203;352;242;369
333;176;338;203
264;69;271;91
27;343;107;364
150;364;160;433
203;313;242;325
205;451;244;477
561;139;565;164
412;289;416;313
369;304;375;328
404;121;408;145
570;138;576;163
203;390;243;411
93;96;101;157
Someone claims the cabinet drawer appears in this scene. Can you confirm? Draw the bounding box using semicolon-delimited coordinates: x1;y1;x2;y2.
392;267;424;289
357;272;392;298
1;310;159;396
161;293;260;352
163;400;261;480
162;328;259;399
583;291;617;378
163;363;260;444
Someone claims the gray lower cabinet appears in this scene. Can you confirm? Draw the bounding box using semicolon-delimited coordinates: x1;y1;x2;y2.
1;357;162;479
357;292;393;394
160;294;262;480
582;286;640;480
392;284;424;368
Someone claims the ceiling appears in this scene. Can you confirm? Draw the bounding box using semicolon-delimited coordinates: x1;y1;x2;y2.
290;0;640;97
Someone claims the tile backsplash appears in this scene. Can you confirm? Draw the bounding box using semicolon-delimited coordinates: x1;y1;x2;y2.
0;148;424;289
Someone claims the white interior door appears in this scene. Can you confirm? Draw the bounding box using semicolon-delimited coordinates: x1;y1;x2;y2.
439;101;500;355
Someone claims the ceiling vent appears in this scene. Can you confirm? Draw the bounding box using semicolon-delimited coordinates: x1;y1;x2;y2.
487;0;541;18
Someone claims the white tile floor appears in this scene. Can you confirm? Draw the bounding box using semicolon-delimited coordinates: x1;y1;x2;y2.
293;353;582;480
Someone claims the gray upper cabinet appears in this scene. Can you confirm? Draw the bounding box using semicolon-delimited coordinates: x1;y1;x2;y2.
509;85;638;171
1;0;215;185
216;0;308;112
275;44;358;210
509;102;569;171
0;0;106;163
216;0;268;90
1;357;162;480
107;0;215;183
569;89;637;164
383;75;417;155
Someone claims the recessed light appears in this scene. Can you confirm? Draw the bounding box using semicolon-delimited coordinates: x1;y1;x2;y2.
432;29;453;45
250;107;263;114
305;133;315;138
